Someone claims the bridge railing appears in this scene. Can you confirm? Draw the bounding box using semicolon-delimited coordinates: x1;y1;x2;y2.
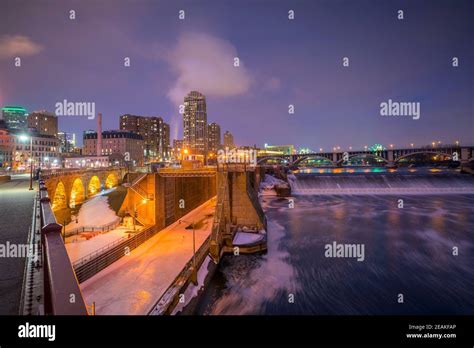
38;180;88;315
40;167;125;180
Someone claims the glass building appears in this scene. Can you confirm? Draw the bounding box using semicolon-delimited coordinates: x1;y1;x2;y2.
1;106;28;131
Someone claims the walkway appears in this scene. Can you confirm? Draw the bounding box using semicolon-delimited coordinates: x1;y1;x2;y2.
81;197;216;314
0;175;35;314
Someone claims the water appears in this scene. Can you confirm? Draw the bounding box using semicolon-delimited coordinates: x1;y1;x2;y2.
195;173;474;315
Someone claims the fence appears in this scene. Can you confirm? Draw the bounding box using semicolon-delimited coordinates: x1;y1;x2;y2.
73;225;158;283
65;218;121;238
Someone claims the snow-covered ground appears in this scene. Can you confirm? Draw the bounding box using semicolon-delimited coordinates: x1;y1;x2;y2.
66;195;118;232
259;174;287;196
80;197;216;315
65;226;144;263
233;231;266;246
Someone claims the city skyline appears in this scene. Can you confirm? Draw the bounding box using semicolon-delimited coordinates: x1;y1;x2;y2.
0;0;472;150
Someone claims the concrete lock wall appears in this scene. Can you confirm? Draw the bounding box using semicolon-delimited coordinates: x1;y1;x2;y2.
155;174;217;230
228;171;263;228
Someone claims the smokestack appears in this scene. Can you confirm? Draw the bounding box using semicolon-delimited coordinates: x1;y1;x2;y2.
97;112;102;157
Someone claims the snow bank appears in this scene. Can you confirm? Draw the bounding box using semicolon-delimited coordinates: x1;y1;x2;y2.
259;174;289;196
66;195;117;231
171;256;212;315
66;226;138;262
259;174;286;190
233;231;265;246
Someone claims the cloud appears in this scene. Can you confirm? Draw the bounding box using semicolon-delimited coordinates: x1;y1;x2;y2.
0;35;43;59
165;32;252;105
263;77;281;91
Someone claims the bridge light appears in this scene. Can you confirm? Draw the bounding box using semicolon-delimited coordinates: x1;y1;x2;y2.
319;148;323;152
455;140;459;146
389;144;393;148
349;146;352;150
410;143;414;148
432;142;436;147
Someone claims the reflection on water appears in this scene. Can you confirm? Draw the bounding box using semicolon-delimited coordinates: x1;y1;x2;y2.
196;194;474;315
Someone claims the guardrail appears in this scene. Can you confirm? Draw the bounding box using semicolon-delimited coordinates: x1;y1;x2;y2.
73;225;158;283
38;180;88;315
148;235;211;315
65;218;121;238
40;167;125;180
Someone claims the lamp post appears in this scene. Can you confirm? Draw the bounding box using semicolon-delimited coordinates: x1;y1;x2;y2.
19;135;33;190
179;218;197;285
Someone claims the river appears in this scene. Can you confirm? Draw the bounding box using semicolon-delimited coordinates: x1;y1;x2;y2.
195;171;474;315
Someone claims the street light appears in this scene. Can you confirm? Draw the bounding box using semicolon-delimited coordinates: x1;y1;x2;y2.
19;134;33;190
179;218;198;285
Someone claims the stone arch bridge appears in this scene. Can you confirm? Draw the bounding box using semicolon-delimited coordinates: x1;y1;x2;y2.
41;168;127;211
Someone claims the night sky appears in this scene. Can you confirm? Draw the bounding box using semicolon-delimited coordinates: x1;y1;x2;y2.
0;0;472;149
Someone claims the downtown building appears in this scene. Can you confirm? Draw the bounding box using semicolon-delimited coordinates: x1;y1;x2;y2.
119;114;170;161
183;91;207;156
1;106;28;131
223;130;235;149
83;130;144;166
27;110;58;137
208;122;221;154
57;132;76;153
0;126;60;169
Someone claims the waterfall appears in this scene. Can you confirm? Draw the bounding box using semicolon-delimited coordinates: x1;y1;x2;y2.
288;173;474;195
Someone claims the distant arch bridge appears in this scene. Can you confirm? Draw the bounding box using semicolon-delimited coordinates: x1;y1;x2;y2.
257;146;474;167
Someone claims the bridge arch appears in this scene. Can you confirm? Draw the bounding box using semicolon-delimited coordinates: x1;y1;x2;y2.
105;173;119;189
70;178;85;208
87;175;101;196
395;151;452;165
337;153;389;166
51;181;67;211
293;155;335;167
257;156;290;165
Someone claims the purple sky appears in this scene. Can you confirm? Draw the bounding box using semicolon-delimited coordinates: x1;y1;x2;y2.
0;0;473;149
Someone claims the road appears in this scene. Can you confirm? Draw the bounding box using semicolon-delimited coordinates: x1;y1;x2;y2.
81;197;216;315
0;174;35;314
